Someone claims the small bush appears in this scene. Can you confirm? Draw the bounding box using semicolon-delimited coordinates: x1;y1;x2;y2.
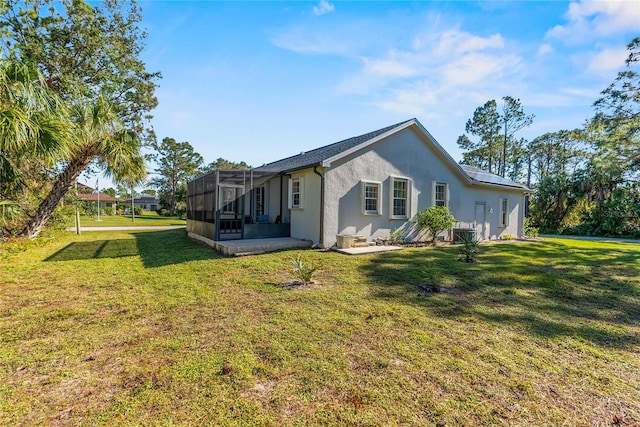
159;209;169;216
458;233;480;262
524;217;539;238
289;253;318;285
389;229;405;244
416;206;456;242
104;207;113;216
134;207;144;216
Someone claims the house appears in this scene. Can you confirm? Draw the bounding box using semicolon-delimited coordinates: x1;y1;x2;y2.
132;195;160;212
186;118;529;249
77;183;118;212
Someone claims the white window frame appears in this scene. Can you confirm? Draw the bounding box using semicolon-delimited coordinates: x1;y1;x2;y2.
288;177;304;210
220;186;242;214
254;185;266;218
500;198;509;227
434;182;449;207
361;181;382;215
390;177;410;219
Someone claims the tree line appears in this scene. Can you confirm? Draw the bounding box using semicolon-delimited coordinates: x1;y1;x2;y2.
0;0;248;237
1;0;637;239
457;38;639;238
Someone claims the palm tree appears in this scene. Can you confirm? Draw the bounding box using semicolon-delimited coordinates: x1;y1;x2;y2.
0;61;71;233
21;98;147;238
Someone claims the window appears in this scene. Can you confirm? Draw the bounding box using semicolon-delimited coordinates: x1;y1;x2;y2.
435;182;448;207
288;177;304;209
391;177;409;218
255;185;265;218
362;181;381;215
500;198;509;227
221;187;240;214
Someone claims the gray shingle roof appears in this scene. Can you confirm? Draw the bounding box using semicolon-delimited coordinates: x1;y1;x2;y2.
251;117;528;192
254;119;415;173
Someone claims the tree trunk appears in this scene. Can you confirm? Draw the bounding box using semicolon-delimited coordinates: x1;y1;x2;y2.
21;150;96;238
502;126;507;178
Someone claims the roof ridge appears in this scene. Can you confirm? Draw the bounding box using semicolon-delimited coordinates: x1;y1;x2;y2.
256;118;415;171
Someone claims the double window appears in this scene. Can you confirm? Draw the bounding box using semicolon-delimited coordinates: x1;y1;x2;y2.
391;177;410;219
361;181;381;215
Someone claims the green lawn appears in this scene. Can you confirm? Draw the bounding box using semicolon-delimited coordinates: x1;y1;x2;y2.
1;232;638;426
71;212;186;227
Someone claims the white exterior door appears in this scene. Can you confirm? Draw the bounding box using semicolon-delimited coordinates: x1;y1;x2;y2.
475;202;486;240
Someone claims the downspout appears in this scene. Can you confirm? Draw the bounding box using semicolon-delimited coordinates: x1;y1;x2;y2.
313;166;325;248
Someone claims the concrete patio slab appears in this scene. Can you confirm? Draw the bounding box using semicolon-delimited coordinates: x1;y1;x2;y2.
187;233;313;255
332;245;403;255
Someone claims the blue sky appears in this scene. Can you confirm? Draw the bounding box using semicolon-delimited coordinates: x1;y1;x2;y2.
97;0;640;186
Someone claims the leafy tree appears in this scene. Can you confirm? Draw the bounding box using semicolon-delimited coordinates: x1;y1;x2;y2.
0;61;70;197
459;100;501;174
0;61;71;234
458;97;533;180
592;36;640;180
148;137;203;214
0;0;157;237
526;130;585;187
528;174;582;232
500;96;534;178
416;206;456;242
201;157;251;174
21;98;146;237
103;187;116;197
566;37;640;236
141;189;156;196
1;0;160;130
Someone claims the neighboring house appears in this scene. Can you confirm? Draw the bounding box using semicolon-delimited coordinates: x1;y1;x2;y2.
186;118;529;248
132;195;160;212
77;183;118;212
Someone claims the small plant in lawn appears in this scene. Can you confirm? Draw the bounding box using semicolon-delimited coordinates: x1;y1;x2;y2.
416;206;456;243
501;233;515;240
389;229;405;244
458;232;481;262
289;253;318;285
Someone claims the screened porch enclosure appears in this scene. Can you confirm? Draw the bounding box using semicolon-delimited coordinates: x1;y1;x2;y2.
186;169;289;241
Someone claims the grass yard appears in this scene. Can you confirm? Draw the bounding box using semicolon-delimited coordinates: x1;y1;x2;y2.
71;212;186;227
1;231;638;426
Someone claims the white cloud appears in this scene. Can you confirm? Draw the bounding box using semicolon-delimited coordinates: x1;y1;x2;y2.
537;44;553;56
313;0;335;16
434;30;504;56
546;0;640;44
337;29;517;98
584;46;629;75
270;28;352;55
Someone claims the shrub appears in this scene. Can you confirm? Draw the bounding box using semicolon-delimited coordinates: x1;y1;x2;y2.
104;207;113;216
458;232;480;262
289;253;318;285
524;217;539;238
416;206;456;242
134;207;143;216
159;209;169;216
389;229;405;244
